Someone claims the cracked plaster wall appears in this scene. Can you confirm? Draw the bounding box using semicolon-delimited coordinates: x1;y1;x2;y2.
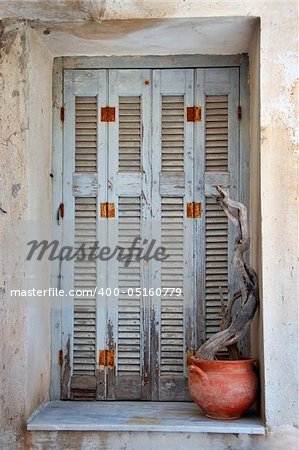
0;25;53;449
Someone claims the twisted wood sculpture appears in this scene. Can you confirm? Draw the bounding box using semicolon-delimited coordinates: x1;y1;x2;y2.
196;186;259;360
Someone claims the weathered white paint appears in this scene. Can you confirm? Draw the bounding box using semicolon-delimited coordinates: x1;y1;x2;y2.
0;0;298;448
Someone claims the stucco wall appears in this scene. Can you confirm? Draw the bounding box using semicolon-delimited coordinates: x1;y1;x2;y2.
0;26;53;449
0;0;298;448
0;29;29;449
27;429;299;450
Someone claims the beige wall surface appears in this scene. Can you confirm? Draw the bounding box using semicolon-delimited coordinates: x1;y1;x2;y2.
0;26;53;449
0;1;298;448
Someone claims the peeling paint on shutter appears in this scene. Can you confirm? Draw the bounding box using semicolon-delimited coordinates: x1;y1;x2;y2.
117;197;141;374
61;67;242;401
107;69;151;400
205;95;228;172
119;96;141;172
73;197;97;376
161;197;184;375
205;196;228;339
75;97;97;172
151;69;194;401
162;96;185;172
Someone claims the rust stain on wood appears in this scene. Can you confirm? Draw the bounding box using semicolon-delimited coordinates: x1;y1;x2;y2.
59;202;64;219
238;105;242;120
58;349;63;366
60;106;65;122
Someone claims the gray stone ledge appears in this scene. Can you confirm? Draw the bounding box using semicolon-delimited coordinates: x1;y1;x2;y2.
27;401;265;434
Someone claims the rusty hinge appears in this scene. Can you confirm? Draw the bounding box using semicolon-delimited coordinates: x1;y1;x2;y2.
59;349;63;366
101;106;116;122
100;202;115;218
186;202;202;218
238;105;242;120
60;106;65;122
187;106;201;122
57;202;64;224
98;349;115;368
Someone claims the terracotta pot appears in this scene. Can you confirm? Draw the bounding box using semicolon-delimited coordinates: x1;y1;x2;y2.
188;357;258;420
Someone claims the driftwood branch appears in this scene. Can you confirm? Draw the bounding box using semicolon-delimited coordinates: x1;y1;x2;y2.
219;289;241;360
196;186;259;360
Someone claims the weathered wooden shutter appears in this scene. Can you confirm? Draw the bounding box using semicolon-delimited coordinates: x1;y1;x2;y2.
60;67;241;401
72;196;97;397
151;69;196;400
106;69;151;399
72;96;98;389
62;70;108;399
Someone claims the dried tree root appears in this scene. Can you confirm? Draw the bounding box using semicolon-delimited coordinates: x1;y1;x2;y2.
195;186;259;360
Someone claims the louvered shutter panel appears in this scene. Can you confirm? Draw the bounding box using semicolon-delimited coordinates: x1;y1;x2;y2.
161;96;185;172
202;69;239;353
75;97;97;172
106;70;151;399
205;95;228;172
72;94;98;398
119;96;142;172
117;197;142;383
161;198;184;376
205;197;228;340
62;70;108;400
205;95;229;340
152;69;195;400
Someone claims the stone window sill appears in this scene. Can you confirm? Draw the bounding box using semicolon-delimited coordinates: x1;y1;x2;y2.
27;401;265;434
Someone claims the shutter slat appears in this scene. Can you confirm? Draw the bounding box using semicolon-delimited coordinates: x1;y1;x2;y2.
75;97;97;173
117;197;141;374
204;93;230;359
119;96;141;172
205;197;228;340
161;198;184;375
205;95;228;172
73;197;97;376
162;96;184;172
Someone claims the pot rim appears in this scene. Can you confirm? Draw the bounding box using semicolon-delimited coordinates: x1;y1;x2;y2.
190;356;256;365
